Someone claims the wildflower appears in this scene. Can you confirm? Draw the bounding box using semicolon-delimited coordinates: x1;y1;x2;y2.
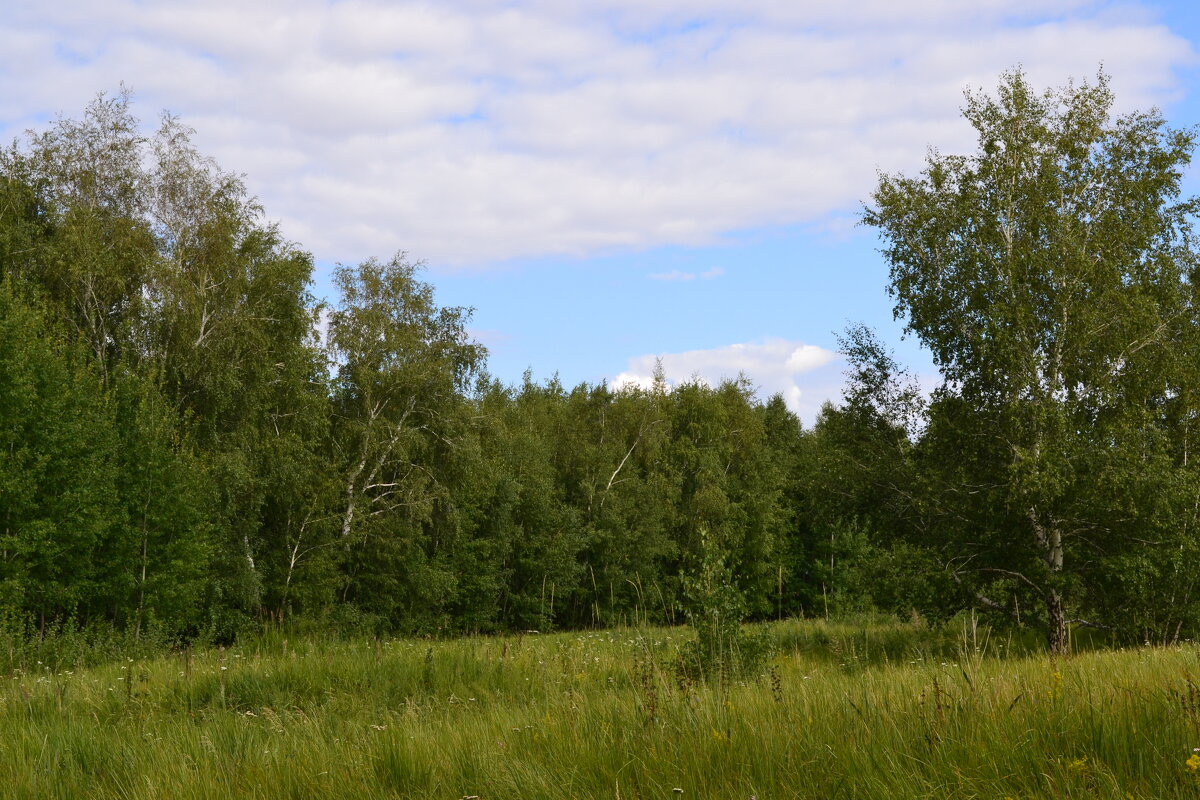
1186;753;1200;772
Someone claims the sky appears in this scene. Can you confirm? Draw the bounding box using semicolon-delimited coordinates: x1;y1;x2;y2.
4;0;1200;423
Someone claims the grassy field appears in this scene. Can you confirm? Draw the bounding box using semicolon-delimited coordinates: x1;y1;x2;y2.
0;617;1198;799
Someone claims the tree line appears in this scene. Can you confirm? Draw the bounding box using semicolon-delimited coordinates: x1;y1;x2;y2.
2;72;1198;651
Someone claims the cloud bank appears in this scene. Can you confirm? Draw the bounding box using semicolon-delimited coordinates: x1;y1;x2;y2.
1;1;1193;266
611;338;840;421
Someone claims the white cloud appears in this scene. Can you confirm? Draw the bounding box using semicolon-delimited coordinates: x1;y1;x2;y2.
0;1;1192;266
648;269;695;281
611;338;840;421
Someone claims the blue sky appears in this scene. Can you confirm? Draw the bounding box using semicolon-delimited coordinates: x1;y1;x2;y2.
5;1;1200;422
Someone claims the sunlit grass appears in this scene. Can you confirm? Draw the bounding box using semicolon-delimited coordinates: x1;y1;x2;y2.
0;618;1197;798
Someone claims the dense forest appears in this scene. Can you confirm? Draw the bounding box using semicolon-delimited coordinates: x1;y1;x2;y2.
2;71;1198;653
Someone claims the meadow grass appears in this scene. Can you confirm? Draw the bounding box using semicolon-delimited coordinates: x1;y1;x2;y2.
0;617;1197;798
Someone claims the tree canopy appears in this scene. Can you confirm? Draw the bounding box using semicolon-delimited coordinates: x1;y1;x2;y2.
864;70;1200;651
2;75;1199;649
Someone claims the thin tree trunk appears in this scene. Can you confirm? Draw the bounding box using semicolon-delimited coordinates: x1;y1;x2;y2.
1046;587;1068;655
1030;507;1068;654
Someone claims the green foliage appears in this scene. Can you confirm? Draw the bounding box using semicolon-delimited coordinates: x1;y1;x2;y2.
0;282;220;634
0;283;123;624
11;74;1200;651
111;369;213;635
864;69;1200;651
328;254;485;631
678;527;773;681
0;88;822;640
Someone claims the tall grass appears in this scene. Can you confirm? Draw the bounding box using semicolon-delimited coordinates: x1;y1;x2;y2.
0;617;1196;798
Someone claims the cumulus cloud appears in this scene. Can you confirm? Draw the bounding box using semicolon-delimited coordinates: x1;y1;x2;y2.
648;269;695;282
0;1;1192;266
611;338;840;421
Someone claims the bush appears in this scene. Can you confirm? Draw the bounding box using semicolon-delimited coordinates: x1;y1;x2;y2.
678;527;773;681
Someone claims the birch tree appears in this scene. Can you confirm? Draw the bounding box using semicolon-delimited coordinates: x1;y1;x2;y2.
329;254;484;618
864;70;1200;652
